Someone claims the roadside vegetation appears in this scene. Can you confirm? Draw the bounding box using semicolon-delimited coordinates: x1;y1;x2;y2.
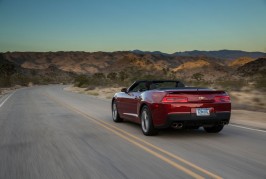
72;67;266;112
0;61;73;88
73;71;265;92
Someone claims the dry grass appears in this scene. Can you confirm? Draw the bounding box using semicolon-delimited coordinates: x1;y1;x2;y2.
228;57;255;67
229;90;266;111
66;85;266;112
65;86;122;100
172;60;210;72
0;85;21;95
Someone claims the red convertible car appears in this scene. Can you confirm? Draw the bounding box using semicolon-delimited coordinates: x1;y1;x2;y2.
112;80;231;136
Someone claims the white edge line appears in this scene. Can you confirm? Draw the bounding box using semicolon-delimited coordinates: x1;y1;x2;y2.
0;92;15;108
229;124;266;133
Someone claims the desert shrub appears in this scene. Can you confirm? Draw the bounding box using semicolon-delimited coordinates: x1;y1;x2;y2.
168;71;177;80
74;75;90;87
107;72;117;80
144;59;152;65
93;73;105;79
216;79;247;91
253;97;260;103
0;76;11;87
119;71;129;81
140;74;156;80
87;92;99;96
74;73;114;88
0;63;16;77
30;76;42;84
254;77;266;91
0;63;16;87
191;73;204;81
41;77;56;84
186;80;212;88
162;68;169;75
85;86;96;91
10;73;30;86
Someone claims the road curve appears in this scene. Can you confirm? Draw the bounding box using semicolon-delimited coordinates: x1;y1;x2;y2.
0;85;265;179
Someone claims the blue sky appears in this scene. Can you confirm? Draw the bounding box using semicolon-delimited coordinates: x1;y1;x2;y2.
0;0;266;53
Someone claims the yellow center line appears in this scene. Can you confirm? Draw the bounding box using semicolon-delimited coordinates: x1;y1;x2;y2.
45;93;222;179
86;115;204;179
100;116;223;179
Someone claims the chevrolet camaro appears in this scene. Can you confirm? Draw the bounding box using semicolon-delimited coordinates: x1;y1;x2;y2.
112;80;231;136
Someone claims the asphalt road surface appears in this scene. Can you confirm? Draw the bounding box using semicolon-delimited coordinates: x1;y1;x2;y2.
0;85;265;179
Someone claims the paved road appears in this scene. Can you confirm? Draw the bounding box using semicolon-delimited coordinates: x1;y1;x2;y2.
0;85;265;179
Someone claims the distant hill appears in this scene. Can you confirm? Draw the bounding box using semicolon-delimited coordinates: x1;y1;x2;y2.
1;51;226;75
132;49;266;60
1;51;265;89
132;50;170;56
0;53;74;87
173;50;266;60
237;58;266;76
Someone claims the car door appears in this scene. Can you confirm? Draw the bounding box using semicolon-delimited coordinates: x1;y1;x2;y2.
122;82;147;121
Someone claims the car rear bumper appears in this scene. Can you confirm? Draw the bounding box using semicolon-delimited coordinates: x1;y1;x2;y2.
155;112;231;129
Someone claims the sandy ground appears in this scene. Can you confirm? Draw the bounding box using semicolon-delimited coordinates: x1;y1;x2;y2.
64;86;122;100
230;90;266;112
0;86;22;96
65;85;266;130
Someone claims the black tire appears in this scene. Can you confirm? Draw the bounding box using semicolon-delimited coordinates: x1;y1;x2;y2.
140;106;158;136
204;125;224;133
112;101;123;122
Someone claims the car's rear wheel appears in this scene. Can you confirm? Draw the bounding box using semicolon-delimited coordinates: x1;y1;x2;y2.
204;125;224;133
141;106;158;136
112;101;123;122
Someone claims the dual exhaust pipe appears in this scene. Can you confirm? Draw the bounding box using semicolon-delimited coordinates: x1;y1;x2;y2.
220;121;228;125
171;121;228;129
171;122;183;129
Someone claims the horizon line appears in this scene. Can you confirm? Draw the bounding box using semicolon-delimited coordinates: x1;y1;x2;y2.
1;49;266;54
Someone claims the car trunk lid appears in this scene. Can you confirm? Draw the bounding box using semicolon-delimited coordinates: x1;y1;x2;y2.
163;88;227;103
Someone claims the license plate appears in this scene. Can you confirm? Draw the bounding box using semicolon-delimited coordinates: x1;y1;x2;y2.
196;108;210;116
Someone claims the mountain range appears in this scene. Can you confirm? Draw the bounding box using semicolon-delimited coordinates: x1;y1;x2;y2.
0;50;265;88
132;50;266;60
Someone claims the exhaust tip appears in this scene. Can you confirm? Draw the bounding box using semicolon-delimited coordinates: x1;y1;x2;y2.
171;122;183;129
220;121;228;125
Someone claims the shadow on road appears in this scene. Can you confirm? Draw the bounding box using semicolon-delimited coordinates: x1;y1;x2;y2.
117;121;228;139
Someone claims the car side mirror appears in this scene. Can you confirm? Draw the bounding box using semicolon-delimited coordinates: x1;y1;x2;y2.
121;88;128;93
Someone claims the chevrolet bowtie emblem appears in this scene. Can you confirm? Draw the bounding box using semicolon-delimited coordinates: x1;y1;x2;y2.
199;96;206;100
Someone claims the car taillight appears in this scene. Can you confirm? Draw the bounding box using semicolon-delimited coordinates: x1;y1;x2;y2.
214;96;231;103
162;96;188;103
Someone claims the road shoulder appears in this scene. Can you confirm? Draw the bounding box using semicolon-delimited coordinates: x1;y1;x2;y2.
231;110;266;130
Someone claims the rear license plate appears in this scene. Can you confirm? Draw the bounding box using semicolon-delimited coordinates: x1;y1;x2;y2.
196;108;210;116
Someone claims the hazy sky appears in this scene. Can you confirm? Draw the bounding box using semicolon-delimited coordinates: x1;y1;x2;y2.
0;0;266;53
